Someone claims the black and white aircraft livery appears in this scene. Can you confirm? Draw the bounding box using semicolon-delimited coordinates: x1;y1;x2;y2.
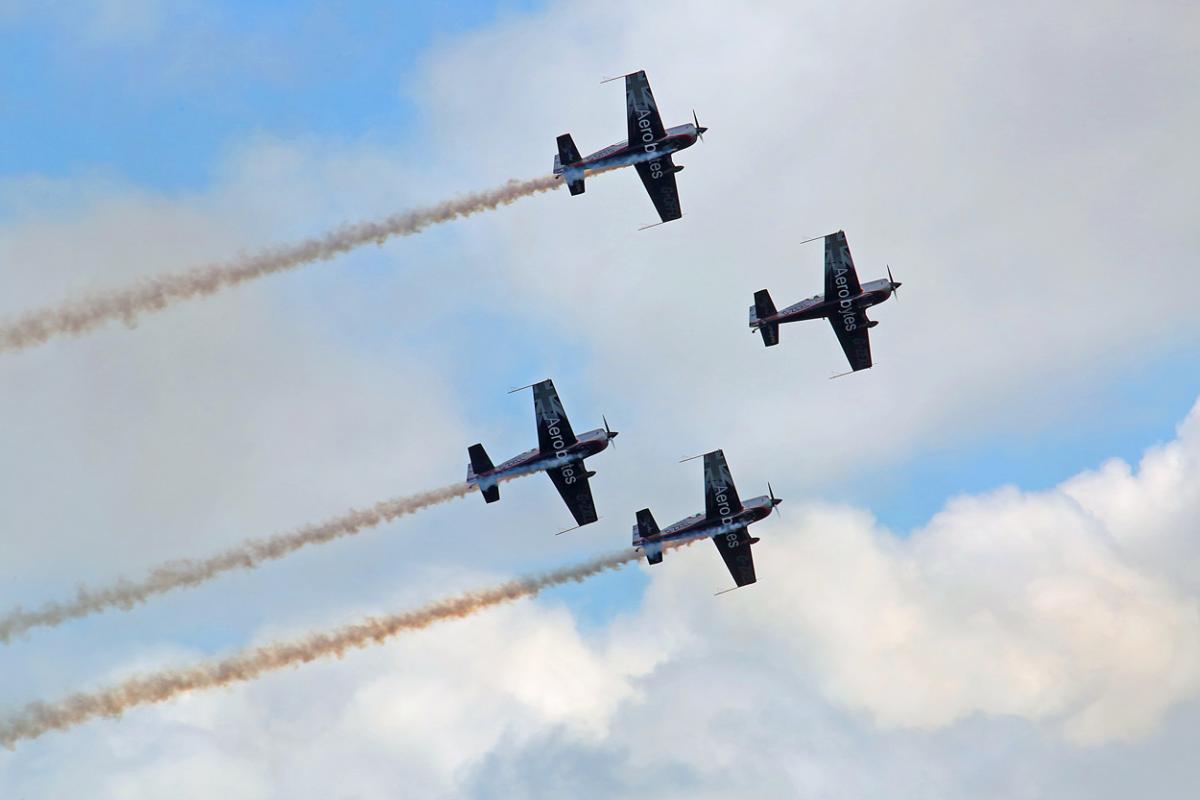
553;69;706;227
632;450;781;592
749;230;902;374
466;379;618;530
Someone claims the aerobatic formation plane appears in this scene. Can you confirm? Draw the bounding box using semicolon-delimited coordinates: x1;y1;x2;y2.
466;379;618;530
749;230;902;374
632;450;781;591
553;69;706;227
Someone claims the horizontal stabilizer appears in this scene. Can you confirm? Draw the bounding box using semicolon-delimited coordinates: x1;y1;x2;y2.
556;134;585;197
751;290;780;347
753;289;777;319
758;322;779;347
467;444;500;504
468;443;495;474
556;133;582;167
634;510;664;565
635;508;660;540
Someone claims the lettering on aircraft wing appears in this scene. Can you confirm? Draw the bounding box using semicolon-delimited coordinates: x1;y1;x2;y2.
706;458;738;524
536;388;574;459
832;265;860;332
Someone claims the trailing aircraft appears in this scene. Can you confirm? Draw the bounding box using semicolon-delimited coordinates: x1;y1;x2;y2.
553;70;706;227
466;379;617;531
632;450;780;592
750;230;901;374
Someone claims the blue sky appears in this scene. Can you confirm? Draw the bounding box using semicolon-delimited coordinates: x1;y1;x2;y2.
1;0;1197;645
2;2;1199;797
2;0;1198;634
1;2;543;188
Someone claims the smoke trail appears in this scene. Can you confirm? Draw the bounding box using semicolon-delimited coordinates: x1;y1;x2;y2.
0;174;563;353
0;478;525;642
0;546;655;747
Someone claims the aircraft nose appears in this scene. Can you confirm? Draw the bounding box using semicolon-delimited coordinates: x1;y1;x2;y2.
892;281;903;290
609;430;619;439
772;497;782;506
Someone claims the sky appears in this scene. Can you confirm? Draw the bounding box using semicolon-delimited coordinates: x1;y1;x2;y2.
1;0;1199;796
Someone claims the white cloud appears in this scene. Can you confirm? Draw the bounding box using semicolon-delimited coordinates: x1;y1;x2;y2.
4;397;1200;798
2;0;1200;796
409;0;1200;491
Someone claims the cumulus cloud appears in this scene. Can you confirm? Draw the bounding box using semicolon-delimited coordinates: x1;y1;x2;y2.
413;0;1200;489
4;397;1200;798
3;0;1200;796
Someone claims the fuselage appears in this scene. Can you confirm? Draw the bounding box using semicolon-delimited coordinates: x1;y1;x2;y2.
554;123;702;177
467;428;612;488
633;494;777;550
758;278;896;327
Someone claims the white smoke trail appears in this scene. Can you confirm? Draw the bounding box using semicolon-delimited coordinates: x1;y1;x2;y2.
0;546;657;748
0;174;563;353
0;477;527;642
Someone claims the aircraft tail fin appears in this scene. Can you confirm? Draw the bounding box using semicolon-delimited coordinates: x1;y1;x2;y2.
555;134;586;195
467;444;500;503
751;289;780;347
633;508;664;564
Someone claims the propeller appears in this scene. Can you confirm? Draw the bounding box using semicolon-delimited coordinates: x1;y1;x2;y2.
888;264;902;300
768;481;782;518
603;415;619;448
692;110;707;142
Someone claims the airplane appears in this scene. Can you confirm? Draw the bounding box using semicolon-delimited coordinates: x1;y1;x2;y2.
749;230;901;374
466;379;618;531
632;449;781;591
553;69;706;227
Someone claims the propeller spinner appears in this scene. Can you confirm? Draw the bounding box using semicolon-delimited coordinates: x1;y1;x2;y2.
603;414;619;448
692;109;707;141
888;264;902;299
768;481;782;518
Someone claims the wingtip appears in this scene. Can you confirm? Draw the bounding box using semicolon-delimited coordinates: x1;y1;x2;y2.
638;217;676;230
600;69;642;84
507;378;550;394
679;449;720;463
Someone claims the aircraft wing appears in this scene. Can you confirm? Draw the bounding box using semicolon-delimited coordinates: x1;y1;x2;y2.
626;70;667;145
703;449;743;521
635;157;683;223
713;527;757;587
533;379;577;454
547;462;599;527
829;313;873;371
824;230;862;303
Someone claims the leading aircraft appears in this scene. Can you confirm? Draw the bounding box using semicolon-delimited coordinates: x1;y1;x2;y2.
749;230;901;374
466;379;617;531
553;70;706;227
632;450;780;591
